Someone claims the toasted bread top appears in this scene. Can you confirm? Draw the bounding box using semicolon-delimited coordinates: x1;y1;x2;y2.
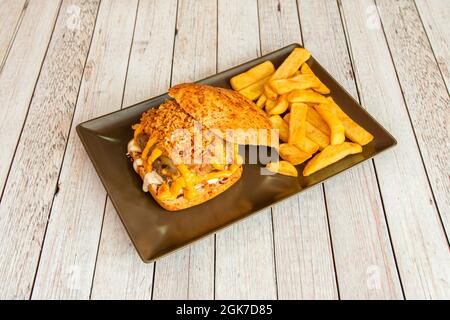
138;100;228;166
168;83;274;145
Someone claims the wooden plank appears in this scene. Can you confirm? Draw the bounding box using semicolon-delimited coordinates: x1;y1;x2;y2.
90;202;154;299
152;0;217;300
215;0;277;300
257;0;338;299
31;0;138;299
0;0;60;197
298;0;402;299
0;0;97;300
415;0;450;89
376;0;450;236
339;0;450;299
90;0;177;300
0;0;27;68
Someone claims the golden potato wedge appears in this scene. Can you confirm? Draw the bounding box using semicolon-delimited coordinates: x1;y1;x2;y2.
307;105;330;135
269;74;320;95
288;89;329;104
288;103;307;145
256;93;267;108
230;60;275;91
238;74;272;101
288;103;320;154
327;98;374;145
284;112;330;150
300;63;330;94
306;122;330;150
279;143;311;165
266;161;298;177
314;103;345;145
269;115;289;142
301;136;320;154
267;94;289;115
303;142;362;176
272;48;311;79
265;99;277;113
264;83;279;100
313;82;330;95
264;48;311;99
300;62;312;74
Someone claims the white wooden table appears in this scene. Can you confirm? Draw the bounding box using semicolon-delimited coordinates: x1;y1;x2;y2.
0;0;448;300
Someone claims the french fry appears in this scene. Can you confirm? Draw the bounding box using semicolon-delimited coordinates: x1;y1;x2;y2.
267;94;289;115
327;98;374;145
238;74;272;101
269;74;320;95
278;143;311;165
288;103;319;154
303;142;362;176
256;93;267;108
301;135;320;154
266;161;298;177
265;99;277;113
264;83;279;100
284;112;330;150
230;61;275;91
300;62;311;74
288;103;307;145
300;63;330;94
269;115;289;142
272;48;311;79
313;103;345;145
288;89;329;104
306;122;330;150
307;105;330;135
265;48;311;99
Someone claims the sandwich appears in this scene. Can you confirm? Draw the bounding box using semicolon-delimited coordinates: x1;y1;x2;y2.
127;83;273;211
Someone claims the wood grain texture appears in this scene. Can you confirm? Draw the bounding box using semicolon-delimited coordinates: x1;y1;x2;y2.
151;0;217;300
258;0;338;299
0;0;448;300
339;0;450;299
0;0;27;68
415;0;450;89
215;0;277;300
272;189;338;299
90;0;177;300
0;0;98;300
0;0;60;196
91;202;154;299
298;0;402;299
31;0;138;299
376;0;450;236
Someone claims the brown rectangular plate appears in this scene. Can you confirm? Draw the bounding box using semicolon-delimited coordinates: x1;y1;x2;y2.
77;43;396;262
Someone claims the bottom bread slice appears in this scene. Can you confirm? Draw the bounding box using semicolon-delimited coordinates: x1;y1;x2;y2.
129;150;243;211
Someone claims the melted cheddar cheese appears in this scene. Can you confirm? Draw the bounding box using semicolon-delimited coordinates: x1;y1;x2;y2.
169;177;185;198
152;143;242;202
141;136;157;161
132;124;142;141
211;161;226;171
177;164;198;200
157;183;174;201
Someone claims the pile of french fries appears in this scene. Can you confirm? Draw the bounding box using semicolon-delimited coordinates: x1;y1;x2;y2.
230;48;374;177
